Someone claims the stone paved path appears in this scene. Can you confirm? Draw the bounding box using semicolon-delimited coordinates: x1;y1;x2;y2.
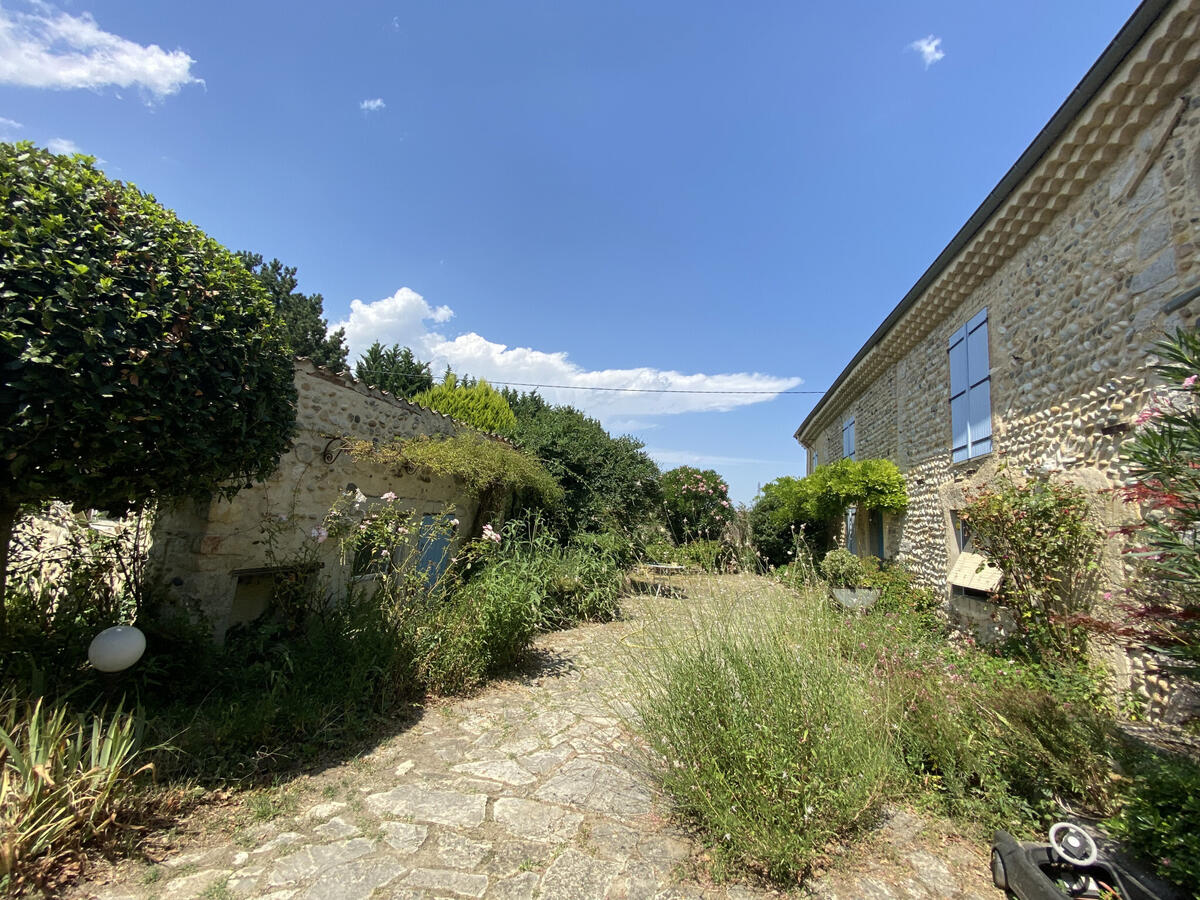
76;577;998;900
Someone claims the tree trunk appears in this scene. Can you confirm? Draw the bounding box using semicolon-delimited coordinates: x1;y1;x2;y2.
0;500;18;641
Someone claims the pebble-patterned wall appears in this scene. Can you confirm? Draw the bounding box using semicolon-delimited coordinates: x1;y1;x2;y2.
799;61;1200;712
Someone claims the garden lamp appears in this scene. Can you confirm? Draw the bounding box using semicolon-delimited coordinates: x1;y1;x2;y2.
88;625;146;672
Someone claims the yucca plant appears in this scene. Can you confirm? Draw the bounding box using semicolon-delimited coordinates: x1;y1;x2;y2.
0;692;148;889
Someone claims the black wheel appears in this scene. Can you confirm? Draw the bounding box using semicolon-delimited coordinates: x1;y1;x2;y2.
990;848;1008;890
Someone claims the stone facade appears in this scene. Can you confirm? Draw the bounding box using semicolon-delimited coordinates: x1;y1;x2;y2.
796;2;1200;650
150;359;491;638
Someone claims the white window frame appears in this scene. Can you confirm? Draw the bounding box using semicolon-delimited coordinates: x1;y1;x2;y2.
949;308;992;462
842;417;856;461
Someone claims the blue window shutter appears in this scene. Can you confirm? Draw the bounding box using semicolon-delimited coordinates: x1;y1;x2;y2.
843;418;855;460
949;310;991;461
948;325;969;462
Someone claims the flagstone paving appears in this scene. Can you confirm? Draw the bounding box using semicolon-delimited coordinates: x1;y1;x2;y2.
75;577;998;900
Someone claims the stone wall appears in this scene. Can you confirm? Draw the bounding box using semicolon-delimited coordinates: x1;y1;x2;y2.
150;360;487;638
797;7;1200;710
804;70;1200;590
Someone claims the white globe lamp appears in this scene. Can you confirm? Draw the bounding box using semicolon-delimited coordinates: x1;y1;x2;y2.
88;625;146;673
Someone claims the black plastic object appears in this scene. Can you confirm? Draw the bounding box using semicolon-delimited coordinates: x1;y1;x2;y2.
990;828;1163;900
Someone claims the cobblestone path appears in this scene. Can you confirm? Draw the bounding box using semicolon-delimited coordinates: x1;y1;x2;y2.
78;578;997;900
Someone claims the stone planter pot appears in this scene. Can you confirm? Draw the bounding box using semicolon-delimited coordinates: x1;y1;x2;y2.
830;587;880;611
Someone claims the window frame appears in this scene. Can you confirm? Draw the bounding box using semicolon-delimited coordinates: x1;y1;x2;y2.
842;417;856;461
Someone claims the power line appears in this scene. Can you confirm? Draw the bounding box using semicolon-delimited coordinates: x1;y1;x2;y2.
352;367;825;396
488;381;824;395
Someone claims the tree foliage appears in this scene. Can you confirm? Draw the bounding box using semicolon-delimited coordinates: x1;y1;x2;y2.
235;251;347;371
0;142;298;624
506;401;661;536
354;342;433;398
411;374;516;434
752;459;907;559
661;466;732;542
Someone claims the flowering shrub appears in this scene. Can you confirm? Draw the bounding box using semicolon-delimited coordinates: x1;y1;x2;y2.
660;466;732;542
961;477;1100;658
1115;328;1200;669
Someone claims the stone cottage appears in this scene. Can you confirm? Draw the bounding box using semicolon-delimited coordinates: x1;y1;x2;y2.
794;0;1200;645
151;358;496;638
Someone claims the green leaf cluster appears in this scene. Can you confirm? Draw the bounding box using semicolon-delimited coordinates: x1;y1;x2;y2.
348;433;563;506
0;142;297;517
411;375;516;433
756;459;907;541
505;399;661;537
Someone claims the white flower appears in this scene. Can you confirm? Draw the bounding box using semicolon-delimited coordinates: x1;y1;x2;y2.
381;491;397;502
311;526;329;543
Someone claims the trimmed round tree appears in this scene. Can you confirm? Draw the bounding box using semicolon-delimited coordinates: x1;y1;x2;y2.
0;143;298;630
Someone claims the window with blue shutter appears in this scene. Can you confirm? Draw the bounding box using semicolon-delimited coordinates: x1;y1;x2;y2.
842;417;856;461
948;308;992;462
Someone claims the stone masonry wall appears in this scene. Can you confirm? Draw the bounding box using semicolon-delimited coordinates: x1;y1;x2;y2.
804;73;1200;614
151;360;485;638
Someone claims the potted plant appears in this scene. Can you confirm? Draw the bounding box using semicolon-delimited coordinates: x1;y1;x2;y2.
820;548;880;610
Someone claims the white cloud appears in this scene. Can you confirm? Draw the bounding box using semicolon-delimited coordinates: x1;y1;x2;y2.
46;137;81;154
908;35;944;68
331;287;802;422
0;5;200;98
359;97;386;112
0;115;22;129
606;418;660;434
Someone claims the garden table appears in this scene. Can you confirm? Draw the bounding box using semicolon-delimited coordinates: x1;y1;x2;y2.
645;563;686;598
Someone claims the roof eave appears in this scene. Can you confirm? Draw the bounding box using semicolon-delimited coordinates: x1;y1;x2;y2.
794;0;1175;446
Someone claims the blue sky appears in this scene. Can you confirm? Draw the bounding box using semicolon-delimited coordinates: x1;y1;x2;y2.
0;0;1142;504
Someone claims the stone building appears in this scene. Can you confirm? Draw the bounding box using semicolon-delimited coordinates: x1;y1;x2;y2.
794;0;1200;647
150;358;495;639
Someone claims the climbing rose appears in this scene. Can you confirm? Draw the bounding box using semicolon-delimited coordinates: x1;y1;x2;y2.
311;526;329;543
381;491;397;502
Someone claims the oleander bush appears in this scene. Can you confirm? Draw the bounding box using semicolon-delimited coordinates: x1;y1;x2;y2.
661;467;732;543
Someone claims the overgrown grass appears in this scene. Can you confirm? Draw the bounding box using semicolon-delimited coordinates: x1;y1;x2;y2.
631;582;895;882
1;510;627;889
628;574;1116;886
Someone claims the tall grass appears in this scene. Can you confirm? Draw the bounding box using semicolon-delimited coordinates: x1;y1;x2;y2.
0;694;148;892
629;579;898;882
628;574;1115;886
